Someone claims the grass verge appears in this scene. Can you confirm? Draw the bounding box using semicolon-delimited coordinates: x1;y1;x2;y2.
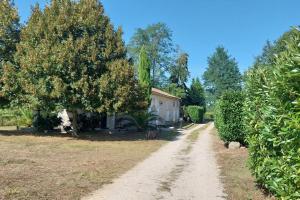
0;130;178;200
211;127;275;200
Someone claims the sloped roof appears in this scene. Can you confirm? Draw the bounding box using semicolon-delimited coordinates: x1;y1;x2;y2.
151;88;180;100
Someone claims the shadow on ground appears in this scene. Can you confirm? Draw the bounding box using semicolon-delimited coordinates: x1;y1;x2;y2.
0;128;181;142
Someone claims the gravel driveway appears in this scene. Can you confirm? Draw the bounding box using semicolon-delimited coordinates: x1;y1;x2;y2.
83;123;226;200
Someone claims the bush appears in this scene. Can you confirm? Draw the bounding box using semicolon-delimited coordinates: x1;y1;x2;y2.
204;111;214;121
214;90;245;144
186;106;205;123
244;28;300;198
0;108;33;127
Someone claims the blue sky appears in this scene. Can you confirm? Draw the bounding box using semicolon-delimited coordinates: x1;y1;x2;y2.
14;0;300;81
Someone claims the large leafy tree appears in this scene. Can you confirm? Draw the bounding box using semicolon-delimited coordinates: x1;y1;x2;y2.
165;52;190;99
203;46;242;108
0;0;20;64
128;22;175;88
137;46;151;106
170;52;189;87
0;0;20;106
9;0;141;134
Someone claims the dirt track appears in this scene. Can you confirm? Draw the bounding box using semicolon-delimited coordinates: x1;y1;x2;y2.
83;124;226;200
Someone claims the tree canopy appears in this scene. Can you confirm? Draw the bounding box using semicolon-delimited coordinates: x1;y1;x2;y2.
0;0;20;64
170;52;189;87
164;52;190;99
254;28;300;67
137;46;151;106
203;46;242;108
5;0;142;133
185;78;205;108
0;0;20;106
128;22;175;88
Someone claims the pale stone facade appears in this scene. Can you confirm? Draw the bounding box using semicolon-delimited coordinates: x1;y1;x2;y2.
150;88;180;123
58;88;180;130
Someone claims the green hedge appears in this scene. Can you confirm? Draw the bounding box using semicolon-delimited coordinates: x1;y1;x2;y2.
204;111;214;121
186;106;204;123
214;90;245;144
244;29;300;198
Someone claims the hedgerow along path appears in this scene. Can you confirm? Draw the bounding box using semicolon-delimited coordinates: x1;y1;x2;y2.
83;123;226;200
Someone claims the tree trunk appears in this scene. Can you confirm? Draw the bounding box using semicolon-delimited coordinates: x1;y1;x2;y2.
72;109;79;136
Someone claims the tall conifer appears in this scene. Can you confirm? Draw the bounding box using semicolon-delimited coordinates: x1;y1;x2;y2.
138;46;151;106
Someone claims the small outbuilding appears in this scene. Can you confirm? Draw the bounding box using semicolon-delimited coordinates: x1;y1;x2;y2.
150;88;180;124
59;88;180;131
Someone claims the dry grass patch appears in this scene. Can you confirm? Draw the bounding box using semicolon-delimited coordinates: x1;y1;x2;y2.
211;128;275;200
0;130;178;200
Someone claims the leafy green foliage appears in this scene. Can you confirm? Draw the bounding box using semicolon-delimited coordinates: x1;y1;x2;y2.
204;111;214;121
0;0;20;106
203;46;242;108
185;78;205;108
214;90;245;144
17;108;33;127
254;28;300;67
164;83;186;99
0;0;20;64
5;0;143;133
186;106;205;123
138;46;151;106
0;108;33;126
244;28;300;199
169;52;189;87
116;111;160;131
165;52;190;99
128;22;175;87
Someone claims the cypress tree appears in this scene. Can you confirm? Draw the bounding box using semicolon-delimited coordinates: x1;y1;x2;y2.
138;46;151;106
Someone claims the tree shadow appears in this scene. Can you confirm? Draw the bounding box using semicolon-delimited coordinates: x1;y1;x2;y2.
0;128;181;142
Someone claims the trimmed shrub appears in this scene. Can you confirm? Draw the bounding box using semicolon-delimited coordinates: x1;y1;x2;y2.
244;28;300;198
214;90;245;144
204;111;214;121
186;106;205;123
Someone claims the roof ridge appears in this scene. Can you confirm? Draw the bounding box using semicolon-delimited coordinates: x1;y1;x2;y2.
151;88;180;100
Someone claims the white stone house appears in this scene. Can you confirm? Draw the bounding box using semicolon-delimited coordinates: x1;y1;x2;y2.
150;88;180;124
59;88;180;130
